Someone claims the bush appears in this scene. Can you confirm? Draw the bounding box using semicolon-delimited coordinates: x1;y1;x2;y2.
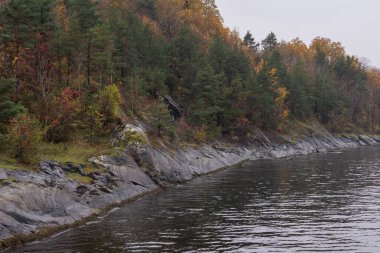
8;114;42;163
193;125;207;143
46;87;82;142
97;84;121;125
0;78;25;134
0;134;9;153
83;85;122;142
147;102;175;138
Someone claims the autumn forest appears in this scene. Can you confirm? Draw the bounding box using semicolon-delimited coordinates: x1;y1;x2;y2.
0;0;379;163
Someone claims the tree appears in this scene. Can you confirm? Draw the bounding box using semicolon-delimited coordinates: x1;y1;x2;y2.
313;70;340;124
66;0;99;89
149;101;175;137
262;32;278;51
167;27;203;98
189;65;223;133
250;61;288;129
0;0;53;88
287;60;312;119
243;31;260;52
0;78;25;133
209;37;250;85
8;114;42;163
97;84;122;126
144;68;167;99
46;87;82;142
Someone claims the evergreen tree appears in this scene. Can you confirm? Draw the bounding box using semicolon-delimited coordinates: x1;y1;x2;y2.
189;65;223;131
252;65;277;128
0;78;25;133
209;37;250;84
0;0;53;86
288;60;312;119
267;50;288;86
313;71;339;123
66;0;99;89
144;68;167;99
150;102;175;137
167;27;203;98
262;32;278;51
243;31;260;52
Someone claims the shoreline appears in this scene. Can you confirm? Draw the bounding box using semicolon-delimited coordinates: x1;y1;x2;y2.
1;130;379;250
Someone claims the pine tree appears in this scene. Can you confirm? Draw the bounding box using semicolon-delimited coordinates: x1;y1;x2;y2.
262;32;278;51
243;31;260;52
66;0;99;89
0;78;25;133
288;60;312;119
189;65;223;132
150;102;175;137
167;27;203;97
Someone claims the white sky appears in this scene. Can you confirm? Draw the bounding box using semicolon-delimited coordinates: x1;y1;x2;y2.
216;0;380;67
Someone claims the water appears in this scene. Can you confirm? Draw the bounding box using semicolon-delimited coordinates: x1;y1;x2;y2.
13;146;380;252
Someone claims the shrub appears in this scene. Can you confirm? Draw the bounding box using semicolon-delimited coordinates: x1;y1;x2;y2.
0;78;25;134
0;134;9;153
46;87;82;142
83;85;122;142
8;114;42;163
97;84;121;125
148;102;175;138
193;125;207;143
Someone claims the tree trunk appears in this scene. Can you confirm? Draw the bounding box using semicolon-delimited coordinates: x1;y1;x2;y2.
67;52;71;86
87;38;91;91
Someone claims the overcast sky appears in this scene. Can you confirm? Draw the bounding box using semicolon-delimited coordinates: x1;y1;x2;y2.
216;0;380;67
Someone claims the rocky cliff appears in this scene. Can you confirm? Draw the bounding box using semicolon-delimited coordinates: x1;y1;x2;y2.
0;124;379;249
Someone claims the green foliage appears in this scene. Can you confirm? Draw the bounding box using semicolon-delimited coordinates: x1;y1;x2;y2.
148;102;175;138
313;70;341;124
189;65;224;133
7;114;42;164
0;0;379;151
144;67;167;99
209;37;250;84
167;27;203;97
243;31;260;52
0;78;25;133
288;60;312;119
66;0;98;33
82;84;122;141
97;84;121;123
0;0;53;47
262;32;278;51
122;129;148;148
125;72;146;115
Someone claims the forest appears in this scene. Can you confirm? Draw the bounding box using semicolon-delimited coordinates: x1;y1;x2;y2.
0;0;379;164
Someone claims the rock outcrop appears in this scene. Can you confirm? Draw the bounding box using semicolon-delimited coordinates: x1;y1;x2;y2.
0;126;379;249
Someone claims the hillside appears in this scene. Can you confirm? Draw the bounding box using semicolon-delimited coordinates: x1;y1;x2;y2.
0;0;379;166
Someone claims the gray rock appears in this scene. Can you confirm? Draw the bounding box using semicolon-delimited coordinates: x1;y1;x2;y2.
65;163;85;176
0;171;7;180
76;185;90;195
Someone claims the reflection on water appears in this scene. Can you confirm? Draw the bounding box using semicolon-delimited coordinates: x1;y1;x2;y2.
13;146;380;252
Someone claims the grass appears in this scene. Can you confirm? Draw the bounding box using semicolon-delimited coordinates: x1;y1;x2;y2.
0;154;37;171
38;141;112;165
66;172;93;184
0;140;112;172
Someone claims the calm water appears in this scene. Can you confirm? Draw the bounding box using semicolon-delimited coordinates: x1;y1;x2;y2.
13;146;380;253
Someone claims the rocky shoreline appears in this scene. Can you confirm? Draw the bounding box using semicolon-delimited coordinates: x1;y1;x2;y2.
0;126;379;249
